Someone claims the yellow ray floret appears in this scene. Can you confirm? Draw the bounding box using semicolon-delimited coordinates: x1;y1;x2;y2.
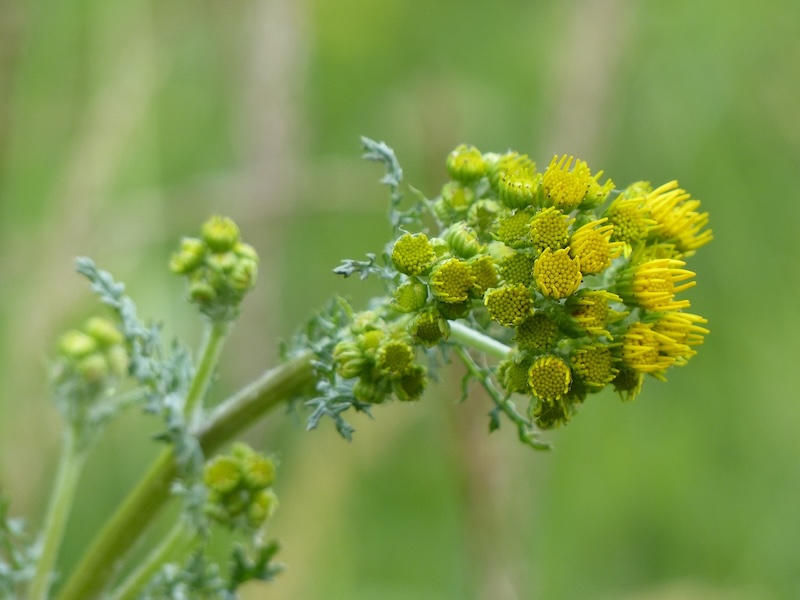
542;155;593;210
569;218;624;275
568;290;626;338
620;322;677;380
534;248;582;299
645;181;713;255
617;258;696;311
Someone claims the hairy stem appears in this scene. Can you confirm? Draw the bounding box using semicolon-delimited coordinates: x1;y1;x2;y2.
56;351;315;600
184;320;232;425
27;430;87;600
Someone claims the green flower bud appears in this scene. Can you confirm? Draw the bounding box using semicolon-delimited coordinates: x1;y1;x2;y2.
241;454;277;490
410;308;449;348
169;237;205;274
469;255;498;296
359;329;385;352
202;215;241;252
391;233;436;276
531;397;571;430
486;151;536;190
233;242;259;262
391;280;429;313
333;340;368;379
204;455;242;495
59;330;98;360
446;144;486;184
206;251;238;274
351;311;385;334
440;181;476;213
106;345;130;377
499;171;540;209
467;199;501;234
444;223;484;259
497;356;532;395
394;364;427;401
229;258;258;294
189;278;217;304
84;317;124;347
247;490;278;528
76;353;109;383
353;377;390;404
621;180;653;199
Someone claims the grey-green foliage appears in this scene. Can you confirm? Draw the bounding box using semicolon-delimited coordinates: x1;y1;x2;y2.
0;497;35;597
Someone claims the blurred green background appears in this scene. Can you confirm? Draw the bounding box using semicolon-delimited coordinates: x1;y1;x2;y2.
1;0;799;598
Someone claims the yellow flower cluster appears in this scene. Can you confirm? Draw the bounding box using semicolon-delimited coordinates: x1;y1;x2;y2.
330;143;711;433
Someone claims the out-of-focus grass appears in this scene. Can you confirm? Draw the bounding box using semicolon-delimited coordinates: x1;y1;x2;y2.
1;0;799;598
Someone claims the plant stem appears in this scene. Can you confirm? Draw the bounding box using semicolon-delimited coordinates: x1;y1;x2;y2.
27;430;87;600
449;320;511;360
56;351;315;600
108;521;195;600
184;320;232;425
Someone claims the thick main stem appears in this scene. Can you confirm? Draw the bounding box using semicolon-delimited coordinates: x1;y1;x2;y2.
27;430;87;600
56;351;315;600
449;320;511;360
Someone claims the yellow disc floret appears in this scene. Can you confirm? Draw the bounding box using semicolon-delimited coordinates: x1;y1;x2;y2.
620;322;675;379
534;248;582;299
619;258;696;311
569;290;625;338
571;345;618;389
514;313;559;352
529;207;572;254
497;209;534;248
391;233;436;276
469;255;499;296
499;252;535;286
499;171;540;209
377;339;415;378
569;218;623;275
605;196;652;251
429;258;476;303
484;284;533;327
528;355;572;403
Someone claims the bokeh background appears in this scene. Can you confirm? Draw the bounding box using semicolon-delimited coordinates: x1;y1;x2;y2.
1;0;799;598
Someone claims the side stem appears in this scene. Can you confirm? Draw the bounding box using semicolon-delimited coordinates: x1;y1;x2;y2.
56;351;315;600
27;430;87;600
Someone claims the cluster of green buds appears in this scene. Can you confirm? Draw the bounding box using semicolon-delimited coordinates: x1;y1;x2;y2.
331;143;711;433
203;443;278;531
53;316;129;424
170;215;259;322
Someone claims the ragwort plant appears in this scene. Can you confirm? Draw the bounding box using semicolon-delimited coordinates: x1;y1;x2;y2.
0;138;711;599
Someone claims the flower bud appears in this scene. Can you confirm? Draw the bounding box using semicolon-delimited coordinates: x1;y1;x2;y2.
247;490;278;528
204;455;242;495
446;144;486;184
333;340;367;379
394;364;427;401
410;309;449;348
440;181;476;214
241;454;277;490
76;353;109;383
353;377;390;404
84;317;123;347
202;215;241;252
391;280;428;313
444;223;483;259
59;330;98;360
391;233;436;276
169;237;205;274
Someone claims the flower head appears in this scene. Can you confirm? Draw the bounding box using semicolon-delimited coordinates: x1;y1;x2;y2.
429;258;476;303
497;209;534;248
529;207;572;254
469;255;499;296
571;345;618;389
446;144;487;184
617;258;695;311
486;151;535;190
499;171;540;209
541;155;593;210
499;251;535;286
376;339;415;378
569;218;623;275
498;355;533;395
484;284;533;327
391;233;436;276
534;248;582;299
528;355;572;403
514;314;559;352
410;309;450;348
620;322;675;379
644;181;712;255
604;196;653;251
567;290;625;338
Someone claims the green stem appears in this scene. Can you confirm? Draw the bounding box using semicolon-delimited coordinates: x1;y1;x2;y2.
448;320;511;360
108;521;196;600
184;320;232;425
27;430;88;600
56;351;315;600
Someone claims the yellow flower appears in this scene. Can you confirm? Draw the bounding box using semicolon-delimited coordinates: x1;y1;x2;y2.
604;196;653;252
391;233;436;276
498;355;532;395
410;309;450;348
514;313;559;352
541;155;593;210
568;290;625;338
377;339;415;378
499;251;535;286
617;258;695;311
528;355;572;403
394;364;428;401
497;209;534;248
571;345;618;389
484;284;533;327
653;312;709;350
644;181;712;255
569;218;624;275
620;322;675;380
529;207;572;254
486;151;536;190
469;255;499;296
429;258;476;303
534;248;582;299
